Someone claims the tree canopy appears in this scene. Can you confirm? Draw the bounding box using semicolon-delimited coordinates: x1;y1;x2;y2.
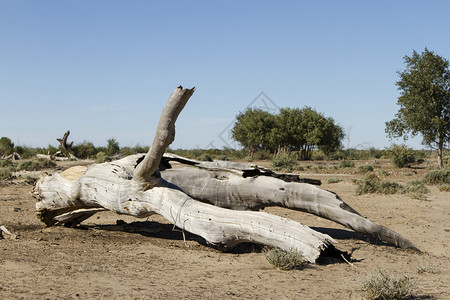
232;107;344;159
0;137;14;157
386;48;450;168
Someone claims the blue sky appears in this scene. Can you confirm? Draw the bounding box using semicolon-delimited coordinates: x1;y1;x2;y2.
1;1;449;150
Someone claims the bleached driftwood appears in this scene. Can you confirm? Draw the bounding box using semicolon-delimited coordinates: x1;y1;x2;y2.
116;153;417;249
33;86;416;264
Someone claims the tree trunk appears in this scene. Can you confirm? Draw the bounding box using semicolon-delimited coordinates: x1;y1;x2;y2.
437;137;444;168
33;86;347;263
57;131;77;159
33;86;417;265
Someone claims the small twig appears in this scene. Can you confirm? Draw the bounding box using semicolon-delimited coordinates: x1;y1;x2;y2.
341;254;353;266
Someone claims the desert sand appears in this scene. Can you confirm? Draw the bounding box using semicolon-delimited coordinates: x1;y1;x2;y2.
0;159;449;299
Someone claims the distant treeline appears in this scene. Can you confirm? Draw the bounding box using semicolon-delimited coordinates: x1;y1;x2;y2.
1;136;447;167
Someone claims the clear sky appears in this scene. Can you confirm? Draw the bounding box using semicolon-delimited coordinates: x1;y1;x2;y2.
1;1;449;150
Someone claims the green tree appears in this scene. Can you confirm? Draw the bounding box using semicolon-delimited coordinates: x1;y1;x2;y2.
0;137;14;157
318;116;345;160
386;48;450;168
272;108;305;152
106;138;120;156
232;108;276;155
73;141;97;159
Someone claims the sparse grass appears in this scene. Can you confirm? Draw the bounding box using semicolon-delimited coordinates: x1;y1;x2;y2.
327;177;344;184
362;269;415;300
417;264;439;274
264;248;307;270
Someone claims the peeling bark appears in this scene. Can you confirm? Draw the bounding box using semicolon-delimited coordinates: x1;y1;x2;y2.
33;86;417;265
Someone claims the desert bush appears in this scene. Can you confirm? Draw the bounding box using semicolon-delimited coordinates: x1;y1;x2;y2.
311;150;326;161
339;160;355;168
73;141;97;159
197;153;213;162
253;149;272;160
356;172;401;195
272;151;297;172
356;172;429;198
17;158;56;171
264;248;307;270
0;160;15;168
327;177;343;184
402;180;429;199
422;169;450;185
358;165;374;173
387;144;417;168
95;152;113;163
362;269;415;300
0;167;14;180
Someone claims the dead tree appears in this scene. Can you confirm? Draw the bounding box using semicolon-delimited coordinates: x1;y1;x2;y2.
33;86;417;263
57;130;77;159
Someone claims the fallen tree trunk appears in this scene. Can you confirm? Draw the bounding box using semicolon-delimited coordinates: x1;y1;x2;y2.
115;153;417;249
33;86;416;265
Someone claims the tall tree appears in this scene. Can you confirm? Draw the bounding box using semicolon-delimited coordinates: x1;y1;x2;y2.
386;48;450;168
0;137;14;157
318;117;345;160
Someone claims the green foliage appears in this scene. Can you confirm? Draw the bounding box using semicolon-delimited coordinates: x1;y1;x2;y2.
402;180;429;200
339;160;355;168
271;151;297;172
264;248;307;270
232;108;277;154
443;155;450;168
73;141;97;159
356;172;429;198
231;106;344;159
358;165;374;173
386;48;450;168
327;177;343;184
356;172;401;195
362;269;415;300
17;158;56;171
106;138;120;156
387;144;417;168
0;167;14;180
422;169;450;185
197;153;213;161
0;160;14;168
0;137;14;156
95;152;113;163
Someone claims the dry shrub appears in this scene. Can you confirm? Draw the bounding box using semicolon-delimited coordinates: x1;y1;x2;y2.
264;248;307;270
362;269;415;300
422;169;450;185
327;177;344;184
356;172;401;195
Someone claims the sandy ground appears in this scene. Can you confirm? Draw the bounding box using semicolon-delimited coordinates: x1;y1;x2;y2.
0;160;449;299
